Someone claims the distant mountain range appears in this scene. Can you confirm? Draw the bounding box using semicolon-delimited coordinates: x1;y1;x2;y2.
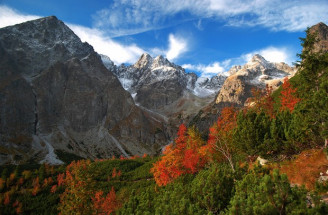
1;16;325;165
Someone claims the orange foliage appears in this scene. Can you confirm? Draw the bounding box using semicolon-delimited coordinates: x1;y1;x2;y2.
43;177;53;187
12;200;19;207
9;173;16;182
16;202;23;214
57;173;65;186
151;124;210;186
18;177;24;186
280;149;328;190
51;185;57;193
3;192;10;205
208;106;237;171
248;85;275;118
142;153;148;158
280;77;300;112
0;178;5;190
11;200;23;214
32;177;40;196
92;187;121;215
58;160;94;214
112;168;117;178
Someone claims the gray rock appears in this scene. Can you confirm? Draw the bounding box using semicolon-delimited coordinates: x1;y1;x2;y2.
0;16;169;164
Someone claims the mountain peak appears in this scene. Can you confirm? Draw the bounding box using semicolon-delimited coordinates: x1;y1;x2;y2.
309;22;328;53
152;55;171;68
250;54;267;63
134;53;153;69
0;15;94;77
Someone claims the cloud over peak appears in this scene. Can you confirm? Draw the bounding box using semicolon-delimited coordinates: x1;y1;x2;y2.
166;34;188;61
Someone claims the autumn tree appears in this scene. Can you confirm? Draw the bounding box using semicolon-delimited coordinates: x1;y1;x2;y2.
112;168;117;178
280;77;300;112
32;177;40;196
151;124;210;186
58;160;95;215
208;106;237;171
248;85;275;118
92;187;120;215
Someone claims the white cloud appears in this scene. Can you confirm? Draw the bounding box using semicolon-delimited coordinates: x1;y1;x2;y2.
68;24;144;64
166;34;188;61
93;0;328;35
0;5;40;28
241;46;295;65
182;61;227;78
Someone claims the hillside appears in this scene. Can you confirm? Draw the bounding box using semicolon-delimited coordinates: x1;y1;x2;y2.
0;22;328;214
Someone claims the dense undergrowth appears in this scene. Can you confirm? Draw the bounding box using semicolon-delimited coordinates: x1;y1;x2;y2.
1;26;328;215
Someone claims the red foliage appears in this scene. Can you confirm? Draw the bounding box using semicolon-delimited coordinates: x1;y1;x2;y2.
58;160;93;214
142;153;148;158
18;177;24;186
12;200;22;214
43;177;53;187
151;124;210;186
112;168;117;178
57;173;65;186
248;85;275;118
3;192;10;205
12;200;19;207
32;177;40;196
280;77;300;112
183;149;200;174
92;187;120;214
176;124;187;149
51;185;57;193
16;202;23;214
117;170;122;177
92;190;104;213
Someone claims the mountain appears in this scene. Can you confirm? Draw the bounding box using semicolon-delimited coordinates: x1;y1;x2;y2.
103;53;226;101
215;54;296;106
308;22;328;53
0;16;170;165
191;54;296;133
101;53;226;127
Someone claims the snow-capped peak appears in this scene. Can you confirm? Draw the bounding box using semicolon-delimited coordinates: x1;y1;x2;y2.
101;53;227;99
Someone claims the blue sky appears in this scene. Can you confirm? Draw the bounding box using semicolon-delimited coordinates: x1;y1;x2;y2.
0;0;327;77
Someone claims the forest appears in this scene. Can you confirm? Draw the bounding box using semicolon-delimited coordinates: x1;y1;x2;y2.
0;27;328;215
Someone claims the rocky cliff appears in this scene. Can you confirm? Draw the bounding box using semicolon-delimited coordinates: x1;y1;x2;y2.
308;22;328;53
191;54;295;134
102;53;226;122
0;16;169;164
215;54;295;106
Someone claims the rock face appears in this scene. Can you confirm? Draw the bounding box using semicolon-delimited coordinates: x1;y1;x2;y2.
309;22;328;53
101;54;226;126
0;16;169;164
190;55;295;134
215;54;295;106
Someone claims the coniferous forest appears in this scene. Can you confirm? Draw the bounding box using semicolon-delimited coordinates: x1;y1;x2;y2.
1;27;328;215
